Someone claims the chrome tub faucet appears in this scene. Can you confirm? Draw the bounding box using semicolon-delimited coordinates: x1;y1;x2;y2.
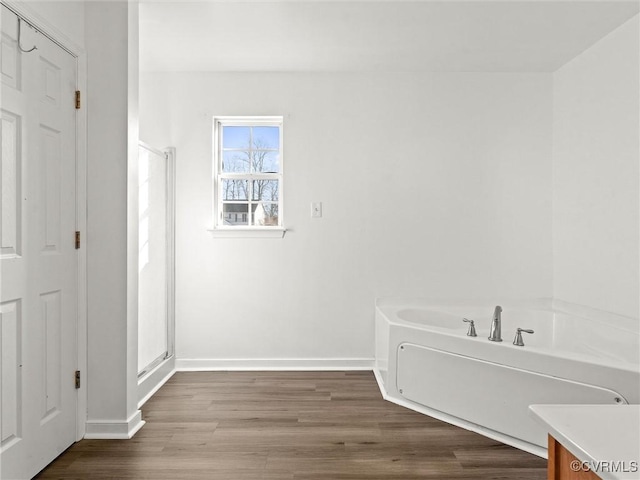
488;305;503;342
462;318;477;337
513;328;534;346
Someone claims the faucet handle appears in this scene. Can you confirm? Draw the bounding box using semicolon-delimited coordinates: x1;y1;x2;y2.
513;327;534;346
462;318;477;337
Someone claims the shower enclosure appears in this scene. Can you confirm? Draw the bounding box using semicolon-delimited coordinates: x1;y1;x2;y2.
137;142;175;378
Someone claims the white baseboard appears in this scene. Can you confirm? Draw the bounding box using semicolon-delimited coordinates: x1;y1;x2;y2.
175;358;375;371
138;356;176;408
372;367;389;398
84;410;145;440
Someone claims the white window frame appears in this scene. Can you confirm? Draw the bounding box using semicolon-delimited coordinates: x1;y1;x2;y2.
211;116;285;238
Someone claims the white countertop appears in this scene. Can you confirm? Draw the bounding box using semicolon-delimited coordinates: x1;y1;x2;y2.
529;405;640;480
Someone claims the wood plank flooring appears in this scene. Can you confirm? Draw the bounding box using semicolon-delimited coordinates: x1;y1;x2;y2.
35;371;547;479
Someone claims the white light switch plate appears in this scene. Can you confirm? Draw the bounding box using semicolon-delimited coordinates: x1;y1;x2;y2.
311;202;322;218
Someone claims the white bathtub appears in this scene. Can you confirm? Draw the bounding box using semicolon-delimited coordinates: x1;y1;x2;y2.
374;298;640;457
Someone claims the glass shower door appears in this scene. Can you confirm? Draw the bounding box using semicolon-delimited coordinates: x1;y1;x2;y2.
138;143;173;375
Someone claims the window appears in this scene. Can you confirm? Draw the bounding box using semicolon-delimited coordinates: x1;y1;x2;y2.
213;117;283;231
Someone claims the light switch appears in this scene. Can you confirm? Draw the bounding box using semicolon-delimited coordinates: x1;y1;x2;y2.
311;202;322;218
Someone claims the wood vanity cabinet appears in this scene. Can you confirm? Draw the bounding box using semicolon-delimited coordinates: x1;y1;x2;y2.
548;435;601;480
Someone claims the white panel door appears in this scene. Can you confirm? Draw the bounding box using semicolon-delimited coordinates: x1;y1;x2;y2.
1;9;78;480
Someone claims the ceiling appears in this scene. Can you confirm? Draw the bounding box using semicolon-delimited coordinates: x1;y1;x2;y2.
139;1;640;72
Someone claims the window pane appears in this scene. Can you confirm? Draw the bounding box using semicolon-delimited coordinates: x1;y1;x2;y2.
215;118;283;229
252;126;279;149
223;203;249;225
252;203;279;226
252;180;279;201
252;151;279;173
222;150;250;173
222;179;248;200
222;126;250;149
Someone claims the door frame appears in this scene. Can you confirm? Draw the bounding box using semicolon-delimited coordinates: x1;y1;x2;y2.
2;0;88;441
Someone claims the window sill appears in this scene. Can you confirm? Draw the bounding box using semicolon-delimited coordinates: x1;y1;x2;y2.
207;227;286;238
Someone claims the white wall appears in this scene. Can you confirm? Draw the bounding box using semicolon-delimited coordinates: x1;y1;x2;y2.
85;1;142;437
552;15;639;319
140;72;553;363
138;74;172;149
16;1;84;49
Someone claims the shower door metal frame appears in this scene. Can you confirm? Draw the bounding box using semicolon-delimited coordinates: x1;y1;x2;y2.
137;142;175;378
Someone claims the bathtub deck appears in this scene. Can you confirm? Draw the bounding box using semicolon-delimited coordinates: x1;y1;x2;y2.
35;371;547;480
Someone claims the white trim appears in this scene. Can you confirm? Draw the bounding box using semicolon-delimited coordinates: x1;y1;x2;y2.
176;358;375;371
213;116;283;126
84;411;145;440
165;147;176;359
137;357;175;408
75;50;88;441
212;116;284;230
1;1;84;57
372;366;547;458
138;0;592;2
372;367;389;398
208;227;286;238
139;140;167;159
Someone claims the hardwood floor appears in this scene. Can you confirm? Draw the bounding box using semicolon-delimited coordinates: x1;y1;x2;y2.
36;371;547;479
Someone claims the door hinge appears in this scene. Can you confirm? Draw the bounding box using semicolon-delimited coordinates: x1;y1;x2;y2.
75;231;81;249
75;370;80;389
75;90;81;109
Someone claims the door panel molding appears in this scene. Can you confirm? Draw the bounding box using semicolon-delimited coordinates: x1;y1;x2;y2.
2;0;88;446
1;2;87;477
